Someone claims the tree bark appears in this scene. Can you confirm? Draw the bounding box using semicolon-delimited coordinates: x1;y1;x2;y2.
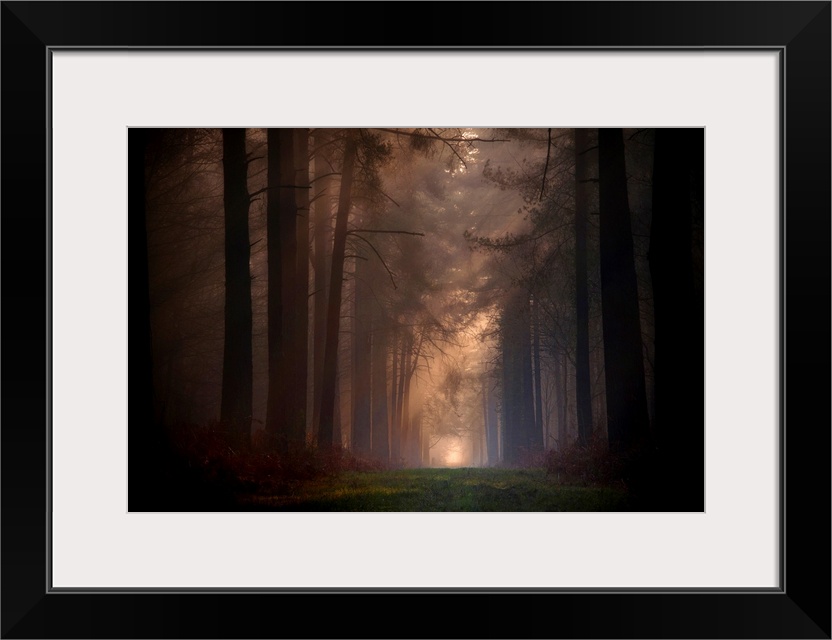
412;407;424;466
501;328;518;464
220;128;253;446
371;317;390;460
501;291;538;464
277;129;302;448
265;128;306;450
532;294;545;450
519;295;540;455
293;128;310;444
351;253;372;455
485;377;499;465
333;358;343;447
598;128;650;453
402;343;416;465
553;348;567;450
311;133;333;436
390;324;400;461
318;135;357;449
574;128;594;447
482;374;490;464
393;330;410;463
265;129;286;449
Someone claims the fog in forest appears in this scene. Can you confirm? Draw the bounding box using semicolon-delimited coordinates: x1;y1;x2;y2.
131;127;704;512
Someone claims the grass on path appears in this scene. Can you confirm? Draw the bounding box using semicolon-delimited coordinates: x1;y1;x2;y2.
238;467;634;512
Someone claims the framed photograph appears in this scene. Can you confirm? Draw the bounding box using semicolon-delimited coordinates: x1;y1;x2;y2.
3;2;829;638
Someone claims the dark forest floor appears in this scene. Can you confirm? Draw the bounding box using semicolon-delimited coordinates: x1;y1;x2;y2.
131;428;692;512
236;468;634;512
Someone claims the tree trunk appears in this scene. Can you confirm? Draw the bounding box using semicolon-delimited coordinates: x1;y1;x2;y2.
598;128;650;453
519;295;540;455
265;129;287;449
485;377;499;465
277;129;302;448
311;133;333;436
351;253;372;455
400;331;421;465
501;335;517;464
390;324;400;461
532;294;544;451
371;318;390;460
318;135;357;449
574;128;594;447
393;330;410;464
501;291;538;464
412;407;423;466
293;128;310;444
590;321;607;442
421;411;430;466
220;128;253;446
333;362;343;447
402;347;415;465
553;348;567;450
482;374;490;464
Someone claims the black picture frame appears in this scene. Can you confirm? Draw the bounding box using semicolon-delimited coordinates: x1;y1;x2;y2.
2;2;829;638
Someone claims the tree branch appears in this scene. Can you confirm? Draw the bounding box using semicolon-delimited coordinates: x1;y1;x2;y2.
539;127;552;202
428;128;468;169
347;229;425;237
372;128;510;143
349;234;398;289
309;172;341;184
249;185;310;200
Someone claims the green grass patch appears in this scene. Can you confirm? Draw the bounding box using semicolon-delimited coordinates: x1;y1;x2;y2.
237;467;634;512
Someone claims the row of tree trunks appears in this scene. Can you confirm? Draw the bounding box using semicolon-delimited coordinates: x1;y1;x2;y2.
500;290;542;464
481;373;500;465
221;127;582;466
218;128;409;460
214;127;698;484
495;128;651;461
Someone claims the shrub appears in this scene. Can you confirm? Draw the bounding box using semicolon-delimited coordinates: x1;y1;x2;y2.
544;437;626;487
161;422;393;502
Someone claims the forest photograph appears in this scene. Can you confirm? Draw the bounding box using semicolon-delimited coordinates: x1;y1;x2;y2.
129;127;704;513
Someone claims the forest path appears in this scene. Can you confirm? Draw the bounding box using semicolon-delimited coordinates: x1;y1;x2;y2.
237;468;633;512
